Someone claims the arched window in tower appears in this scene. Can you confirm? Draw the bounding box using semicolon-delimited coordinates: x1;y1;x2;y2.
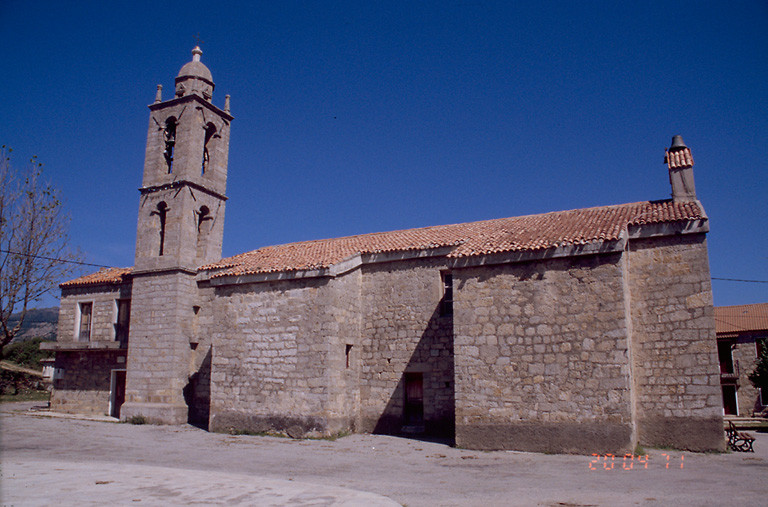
202;123;216;175
196;205;212;259
156;201;168;256
163;117;178;173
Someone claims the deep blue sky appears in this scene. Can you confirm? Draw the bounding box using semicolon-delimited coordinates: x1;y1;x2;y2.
1;1;766;307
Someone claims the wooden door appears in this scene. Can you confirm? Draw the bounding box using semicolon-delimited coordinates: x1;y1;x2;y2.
404;373;424;426
111;370;127;418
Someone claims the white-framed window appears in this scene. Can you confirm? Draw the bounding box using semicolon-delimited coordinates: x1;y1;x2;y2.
114;299;131;345
76;302;93;342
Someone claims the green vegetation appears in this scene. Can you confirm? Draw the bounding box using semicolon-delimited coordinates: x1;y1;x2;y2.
306;430;351;441
0;389;50;403
2;337;53;369
126;415;147;425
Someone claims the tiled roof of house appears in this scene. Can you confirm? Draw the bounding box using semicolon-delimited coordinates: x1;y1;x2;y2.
202;199;705;278
60;267;133;288
715;303;768;335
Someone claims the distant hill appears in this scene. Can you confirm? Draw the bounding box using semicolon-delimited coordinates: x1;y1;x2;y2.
7;307;58;342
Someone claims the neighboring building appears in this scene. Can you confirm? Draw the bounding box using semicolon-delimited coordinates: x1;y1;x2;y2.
40;357;55;382
715;303;768;417
43;48;725;453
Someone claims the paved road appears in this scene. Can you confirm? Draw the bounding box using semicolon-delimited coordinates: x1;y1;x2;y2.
1;402;767;506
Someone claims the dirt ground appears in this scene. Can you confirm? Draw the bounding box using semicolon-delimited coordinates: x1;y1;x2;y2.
1;402;766;506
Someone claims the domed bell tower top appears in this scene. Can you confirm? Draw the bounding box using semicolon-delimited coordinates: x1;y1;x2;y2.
175;46;215;101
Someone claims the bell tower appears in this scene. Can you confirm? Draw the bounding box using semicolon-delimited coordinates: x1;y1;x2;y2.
134;46;233;270
122;47;233;424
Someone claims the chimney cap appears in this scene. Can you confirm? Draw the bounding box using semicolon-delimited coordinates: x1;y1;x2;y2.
669;135;687;151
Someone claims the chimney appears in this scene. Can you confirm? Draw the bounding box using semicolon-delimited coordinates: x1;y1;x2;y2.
664;135;696;201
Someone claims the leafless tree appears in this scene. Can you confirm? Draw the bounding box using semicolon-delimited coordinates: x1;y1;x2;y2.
0;146;82;359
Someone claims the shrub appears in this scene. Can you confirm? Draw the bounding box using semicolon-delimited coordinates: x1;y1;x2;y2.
2;337;54;369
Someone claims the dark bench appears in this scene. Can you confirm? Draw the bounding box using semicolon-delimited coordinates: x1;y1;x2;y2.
726;420;755;452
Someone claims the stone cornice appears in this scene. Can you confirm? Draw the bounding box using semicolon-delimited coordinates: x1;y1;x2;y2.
132;266;198;277
148;94;234;122
40;341;126;352
203;246;458;286
139;179;228;201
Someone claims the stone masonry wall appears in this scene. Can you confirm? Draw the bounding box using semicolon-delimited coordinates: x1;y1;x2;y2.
57;284;131;344
50;284;131;415
358;258;454;437
323;269;363;433
628;233;724;451
134;185;226;272
50;350;125;415
208;276;342;436
454;253;634;454
184;283;217;427
143;97;230;197
122;271;197;424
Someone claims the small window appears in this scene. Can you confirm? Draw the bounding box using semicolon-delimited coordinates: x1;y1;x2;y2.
78;302;93;342
202;123;216;175
717;340;734;374
197;205;210;233
156;201;168;256
345;344;353;368
196;205;212;258
440;272;453;316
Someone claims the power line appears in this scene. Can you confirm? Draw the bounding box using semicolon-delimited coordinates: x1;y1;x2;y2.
712;277;768;284
0;249;111;269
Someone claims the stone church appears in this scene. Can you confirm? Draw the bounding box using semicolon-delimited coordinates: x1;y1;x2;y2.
45;48;725;453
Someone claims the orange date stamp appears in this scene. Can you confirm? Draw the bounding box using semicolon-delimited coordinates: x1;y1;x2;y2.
588;453;684;470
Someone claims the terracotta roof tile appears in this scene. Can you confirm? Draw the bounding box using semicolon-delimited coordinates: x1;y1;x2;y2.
60;267;132;288
715;303;768;335
202;199;705;278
